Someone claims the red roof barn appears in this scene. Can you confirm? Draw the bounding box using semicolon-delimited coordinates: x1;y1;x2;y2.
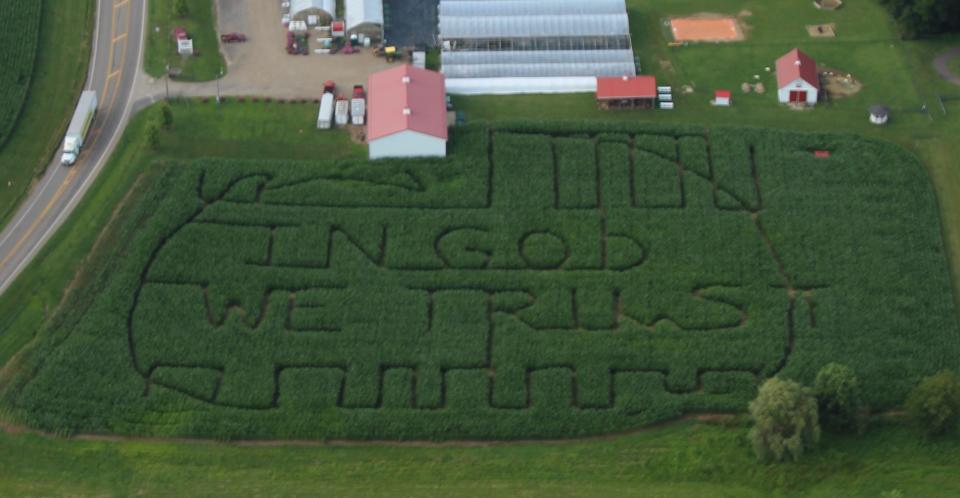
367;65;448;160
776;48;820;106
596;76;657;109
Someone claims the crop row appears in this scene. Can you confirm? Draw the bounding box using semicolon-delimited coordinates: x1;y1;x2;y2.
2;123;957;440
0;3;42;149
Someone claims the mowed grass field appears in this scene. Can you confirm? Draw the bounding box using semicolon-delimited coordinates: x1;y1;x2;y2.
0;0;95;225
144;0;225;81
2;420;959;497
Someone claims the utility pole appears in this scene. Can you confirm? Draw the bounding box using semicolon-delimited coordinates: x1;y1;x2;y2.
216;67;223;104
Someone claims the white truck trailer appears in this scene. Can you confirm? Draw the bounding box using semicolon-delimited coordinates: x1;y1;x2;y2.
316;92;335;129
61;91;98;166
335;98;349;126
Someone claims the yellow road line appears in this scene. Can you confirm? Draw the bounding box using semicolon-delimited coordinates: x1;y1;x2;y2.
0;0;133;270
0;169;80;269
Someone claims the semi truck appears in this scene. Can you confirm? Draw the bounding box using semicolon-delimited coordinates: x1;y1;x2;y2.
317;92;335;129
61;91;98;166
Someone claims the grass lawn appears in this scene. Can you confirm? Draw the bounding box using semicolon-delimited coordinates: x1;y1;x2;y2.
0;100;363;367
0;0;95;226
144;0;225;81
948;50;960;78
1;419;958;497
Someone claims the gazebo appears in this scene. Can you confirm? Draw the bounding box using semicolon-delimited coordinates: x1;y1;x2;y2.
869;105;890;125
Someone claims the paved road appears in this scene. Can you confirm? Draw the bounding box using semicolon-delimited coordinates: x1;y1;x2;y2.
0;0;145;293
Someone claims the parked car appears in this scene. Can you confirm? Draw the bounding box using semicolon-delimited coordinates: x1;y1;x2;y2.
172;27;187;40
220;33;247;43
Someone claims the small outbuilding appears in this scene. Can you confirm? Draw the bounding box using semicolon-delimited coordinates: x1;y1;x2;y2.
596;76;657;109
367;65;448;160
869;105;890;125
346;0;383;40
713;90;731;106
776;48;820;106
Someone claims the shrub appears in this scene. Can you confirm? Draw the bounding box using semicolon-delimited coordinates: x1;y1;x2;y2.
905;370;960;437
160;104;174;130
814;363;868;434
173;0;189;18
749;378;820;462
146;123;161;150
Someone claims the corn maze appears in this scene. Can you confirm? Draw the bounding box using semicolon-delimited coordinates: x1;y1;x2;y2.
0;3;42;149
5;123;958;440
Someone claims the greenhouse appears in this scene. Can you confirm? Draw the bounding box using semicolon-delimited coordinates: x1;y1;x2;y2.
290;0;336;23
438;0;636;94
345;0;384;38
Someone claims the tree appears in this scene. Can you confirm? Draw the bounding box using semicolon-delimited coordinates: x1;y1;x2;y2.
173;0;189;18
880;0;960;38
905;370;960;437
146;123;161;150
749;377;820;462
160;104;174;130
814;363;868;435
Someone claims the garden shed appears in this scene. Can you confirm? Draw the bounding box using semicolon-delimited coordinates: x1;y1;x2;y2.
596;75;657;109
346;0;384;40
290;0;336;24
776;48;820;105
438;0;636;95
367;65;448;160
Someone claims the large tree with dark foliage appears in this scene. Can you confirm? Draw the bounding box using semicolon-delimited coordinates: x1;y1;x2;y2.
880;0;960;37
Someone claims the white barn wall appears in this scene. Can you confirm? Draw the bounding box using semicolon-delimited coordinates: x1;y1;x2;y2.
777;78;818;105
369;130;447;160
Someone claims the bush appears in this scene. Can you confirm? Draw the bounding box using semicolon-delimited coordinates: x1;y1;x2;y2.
160;104;173;130
173;0;189;18
814;363;868;434
749;378;820;462
905;370;960;437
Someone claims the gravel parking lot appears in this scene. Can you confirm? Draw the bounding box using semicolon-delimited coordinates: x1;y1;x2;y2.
170;0;395;99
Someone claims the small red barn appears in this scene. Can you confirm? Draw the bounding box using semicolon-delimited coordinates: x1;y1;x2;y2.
776;48;820;106
596;76;657;109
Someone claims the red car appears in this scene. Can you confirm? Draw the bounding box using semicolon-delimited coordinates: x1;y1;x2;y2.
172;27;187;40
220;32;247;43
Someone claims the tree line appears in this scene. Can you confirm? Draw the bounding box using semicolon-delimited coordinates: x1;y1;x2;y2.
880;0;960;37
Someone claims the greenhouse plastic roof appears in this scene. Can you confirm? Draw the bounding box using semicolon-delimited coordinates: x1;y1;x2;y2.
346;0;384;31
291;0;335;18
442;50;636;78
446;76;599;95
440;14;630;38
439;0;627;17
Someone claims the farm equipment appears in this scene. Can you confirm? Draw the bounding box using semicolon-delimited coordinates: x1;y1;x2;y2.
350;85;366;125
323;80;336;94
220;32;247;43
375;44;398;62
287;32;309;55
61;91;98;166
172;27;187;41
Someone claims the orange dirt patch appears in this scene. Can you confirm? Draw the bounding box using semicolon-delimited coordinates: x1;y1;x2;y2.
670;16;744;42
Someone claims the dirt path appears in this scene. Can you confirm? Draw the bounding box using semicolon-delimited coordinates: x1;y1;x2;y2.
933;47;960;86
1;413;737;448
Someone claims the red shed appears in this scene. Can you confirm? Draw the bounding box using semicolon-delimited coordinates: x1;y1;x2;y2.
597;76;657;109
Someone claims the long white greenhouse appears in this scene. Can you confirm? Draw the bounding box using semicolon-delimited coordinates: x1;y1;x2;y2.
438;0;637;94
